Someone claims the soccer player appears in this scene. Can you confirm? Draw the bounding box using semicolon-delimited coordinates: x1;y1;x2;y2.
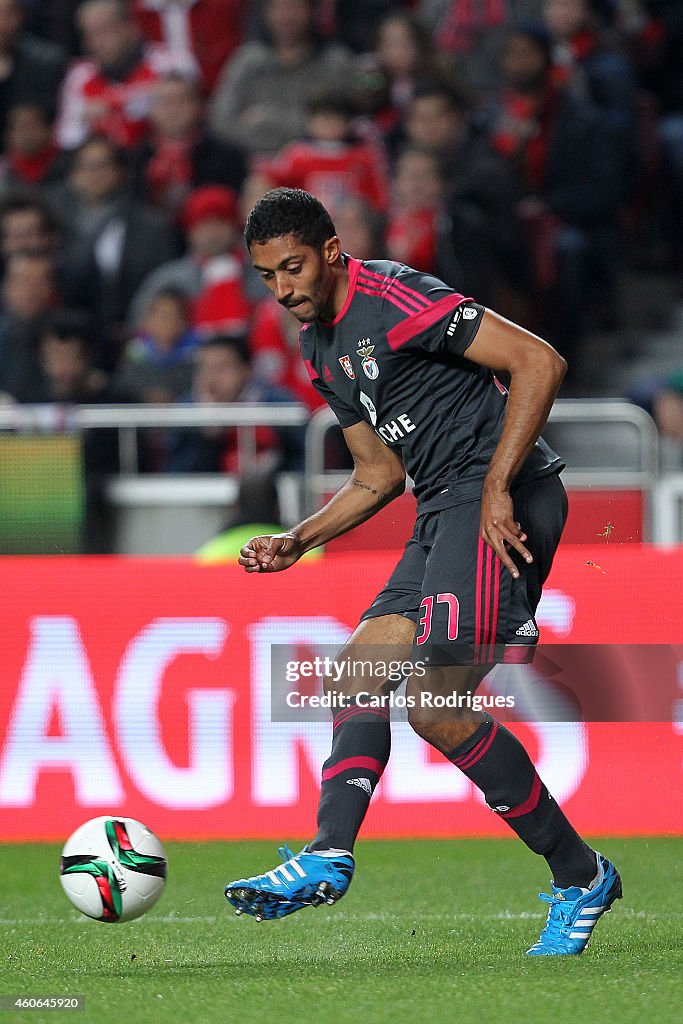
225;188;622;955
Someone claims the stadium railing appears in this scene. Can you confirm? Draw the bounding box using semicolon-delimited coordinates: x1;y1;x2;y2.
653;473;683;545
0;403;310;554
304;400;661;543
0;402;309;473
1;399;678;548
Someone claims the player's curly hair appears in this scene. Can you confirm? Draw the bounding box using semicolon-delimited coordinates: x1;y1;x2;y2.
244;188;336;250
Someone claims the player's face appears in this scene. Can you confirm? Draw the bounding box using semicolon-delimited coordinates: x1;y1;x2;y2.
250;234;340;323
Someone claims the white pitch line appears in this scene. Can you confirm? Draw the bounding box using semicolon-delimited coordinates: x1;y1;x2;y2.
0;908;678;927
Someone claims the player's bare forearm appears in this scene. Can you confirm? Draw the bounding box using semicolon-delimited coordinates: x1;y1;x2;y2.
239;420;405;572
461;309;566;576
291;468;405;553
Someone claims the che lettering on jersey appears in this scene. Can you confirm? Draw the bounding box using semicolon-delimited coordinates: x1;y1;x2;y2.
378;413;417;444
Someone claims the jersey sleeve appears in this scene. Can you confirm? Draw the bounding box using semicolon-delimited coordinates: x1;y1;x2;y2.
374;263;485;358
310;377;362;428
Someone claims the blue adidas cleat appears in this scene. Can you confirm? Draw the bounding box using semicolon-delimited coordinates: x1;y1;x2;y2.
526;853;622;956
225;845;355;922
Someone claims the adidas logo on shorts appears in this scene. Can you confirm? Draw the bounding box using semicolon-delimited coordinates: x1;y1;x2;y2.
346;778;372;796
515;619;539;638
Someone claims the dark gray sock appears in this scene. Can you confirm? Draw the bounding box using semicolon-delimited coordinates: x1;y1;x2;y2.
309;702;391;853
448;715;596;888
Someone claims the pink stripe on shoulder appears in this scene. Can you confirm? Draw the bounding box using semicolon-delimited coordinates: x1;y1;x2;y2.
357;283;416;315
357;275;425;312
386;293;466;351
360;265;432;308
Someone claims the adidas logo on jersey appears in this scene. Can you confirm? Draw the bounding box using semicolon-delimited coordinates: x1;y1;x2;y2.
346;778;372;796
515;619;539;637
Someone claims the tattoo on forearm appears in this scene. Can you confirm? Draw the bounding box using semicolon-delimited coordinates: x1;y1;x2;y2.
353;480;389;505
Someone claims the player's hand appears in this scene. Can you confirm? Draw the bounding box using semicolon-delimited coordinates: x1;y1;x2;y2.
238;533;304;573
480;483;533;580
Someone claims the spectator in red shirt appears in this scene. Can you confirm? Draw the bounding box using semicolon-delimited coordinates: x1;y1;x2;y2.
166;333;305;473
131;72;246;216
131;184;253;337
132;0;245;93
0;103;67;194
386;146;445;273
268;92;390;214
375;11;442;120
56;0;197;150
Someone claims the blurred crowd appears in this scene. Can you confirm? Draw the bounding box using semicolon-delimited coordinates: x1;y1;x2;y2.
0;0;682;500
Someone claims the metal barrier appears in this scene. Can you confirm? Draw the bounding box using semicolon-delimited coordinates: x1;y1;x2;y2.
653;473;683;545
0;403;310;474
0;398;674;544
304;399;660;535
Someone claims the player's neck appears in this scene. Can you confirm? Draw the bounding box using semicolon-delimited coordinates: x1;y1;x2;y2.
320;257;350;323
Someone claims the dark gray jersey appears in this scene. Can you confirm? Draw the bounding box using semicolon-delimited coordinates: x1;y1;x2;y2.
300;257;562;511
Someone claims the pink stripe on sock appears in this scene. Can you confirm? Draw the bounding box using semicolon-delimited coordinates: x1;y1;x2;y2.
321;756;385;782
499;772;543;819
451;729;488;766
454;720;499;771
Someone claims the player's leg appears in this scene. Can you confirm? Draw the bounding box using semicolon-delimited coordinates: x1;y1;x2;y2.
406;475;622;954
407;661;598;888
224;613;415;920
225;537;424;921
309;612;416;853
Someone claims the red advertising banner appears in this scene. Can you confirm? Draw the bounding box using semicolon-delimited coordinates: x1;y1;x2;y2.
0;547;681;841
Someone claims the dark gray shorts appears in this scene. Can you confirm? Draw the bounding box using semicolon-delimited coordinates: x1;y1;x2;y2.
361;472;568;665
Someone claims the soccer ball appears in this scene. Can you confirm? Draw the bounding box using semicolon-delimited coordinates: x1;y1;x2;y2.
60;816;167;923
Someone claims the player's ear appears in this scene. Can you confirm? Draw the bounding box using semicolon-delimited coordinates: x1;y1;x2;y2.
323;236;342;265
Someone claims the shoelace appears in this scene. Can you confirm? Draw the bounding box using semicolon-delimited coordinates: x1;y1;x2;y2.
537;892;574;939
278;844;296;864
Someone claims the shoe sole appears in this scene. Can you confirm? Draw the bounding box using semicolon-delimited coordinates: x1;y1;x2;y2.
225;881;346;921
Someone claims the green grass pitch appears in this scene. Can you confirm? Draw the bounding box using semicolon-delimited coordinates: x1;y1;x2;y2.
1;838;681;1024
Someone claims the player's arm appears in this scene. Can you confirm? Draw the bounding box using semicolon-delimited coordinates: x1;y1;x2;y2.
461;308;567;578
239;421;406;573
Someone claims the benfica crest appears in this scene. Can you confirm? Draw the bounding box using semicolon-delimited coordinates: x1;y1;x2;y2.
357;339;379;380
339;354;355;379
362;356;379;379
